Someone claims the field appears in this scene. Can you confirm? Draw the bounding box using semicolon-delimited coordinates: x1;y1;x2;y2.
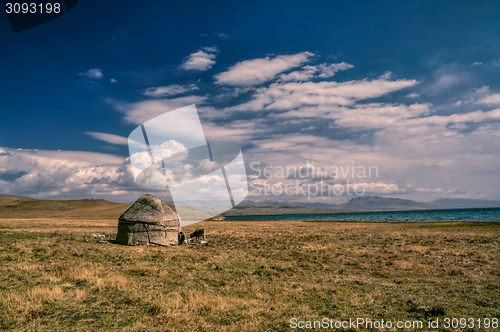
0;217;499;331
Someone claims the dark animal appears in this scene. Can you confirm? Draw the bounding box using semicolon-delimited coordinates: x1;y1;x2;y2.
178;231;186;245
189;229;205;241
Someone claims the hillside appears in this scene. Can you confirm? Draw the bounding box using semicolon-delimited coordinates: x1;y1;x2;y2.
0;194;131;220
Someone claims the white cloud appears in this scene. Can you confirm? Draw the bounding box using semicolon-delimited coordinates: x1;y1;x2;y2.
24;149;124;164
279;66;317;82
110;78;117;83
276;61;353;82
86;132;128;145
210;62;500;202
78;68;103;80
0;147;138;199
243;112;500;202
475;93;500;105
476;86;490;94
317;62;354;78
214;52;313;86
129;140;186;182
279;104;500;130
201;119;262;142
202;46;219;53
406;93;420;98
111;95;206;125
97;53;500;203
227;78;418;111
379;71;393;80
217;33;229;38
182;47;218;71
143;84;199;97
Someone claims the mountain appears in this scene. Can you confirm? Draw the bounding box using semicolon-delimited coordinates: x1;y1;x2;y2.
235;200;337;208
225;196;433;215
225;204;339;216
287;201;338;208
232;200;294;207
338;196;433;211
429;198;500;208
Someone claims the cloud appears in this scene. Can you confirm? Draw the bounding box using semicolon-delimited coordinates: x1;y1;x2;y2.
406;93;420;98
182;47;218;71
210;59;500;203
86;132;128;145
278;66;317;82
227;78;418;111
110;78;117;83
100;52;500;203
243;112;500;203
110;95;206;125
317;62;354;78
78;69;103;80
201;119;262;142
423;72;464;96
475;93;500;105
277;62;353;82
129;140;187;182
0;147;140;199
433;74;459;89
217;33;229;38
214;52;313;86
143;84;199;97
278;104;500;131
201;46;218;53
275;103;428;128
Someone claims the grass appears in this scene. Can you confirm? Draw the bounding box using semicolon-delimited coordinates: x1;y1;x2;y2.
0;194;130;220
0;218;499;331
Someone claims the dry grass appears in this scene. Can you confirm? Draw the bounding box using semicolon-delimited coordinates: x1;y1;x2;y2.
0;218;499;331
0;194;130;220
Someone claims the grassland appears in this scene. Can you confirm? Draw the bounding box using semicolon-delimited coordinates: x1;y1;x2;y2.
0;215;499;332
0;194;130;220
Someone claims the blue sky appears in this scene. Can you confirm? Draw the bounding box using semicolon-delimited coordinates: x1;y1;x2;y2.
1;1;500;203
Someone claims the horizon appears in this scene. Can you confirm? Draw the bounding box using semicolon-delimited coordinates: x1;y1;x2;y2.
2;1;500;204
3;192;500;207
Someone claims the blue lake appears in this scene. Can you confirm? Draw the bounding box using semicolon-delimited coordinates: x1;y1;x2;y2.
224;207;500;222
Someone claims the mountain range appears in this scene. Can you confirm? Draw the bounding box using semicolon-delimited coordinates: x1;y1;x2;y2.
428;198;500;208
1;194;500;218
225;196;500;216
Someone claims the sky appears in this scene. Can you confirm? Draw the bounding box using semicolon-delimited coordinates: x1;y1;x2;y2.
1;0;500;204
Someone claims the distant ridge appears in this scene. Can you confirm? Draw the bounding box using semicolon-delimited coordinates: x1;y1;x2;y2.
226;195;500;216
1;194;499;219
429;198;500;208
226;195;434;215
238;201;337;208
0;194;131;219
338;195;433;211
